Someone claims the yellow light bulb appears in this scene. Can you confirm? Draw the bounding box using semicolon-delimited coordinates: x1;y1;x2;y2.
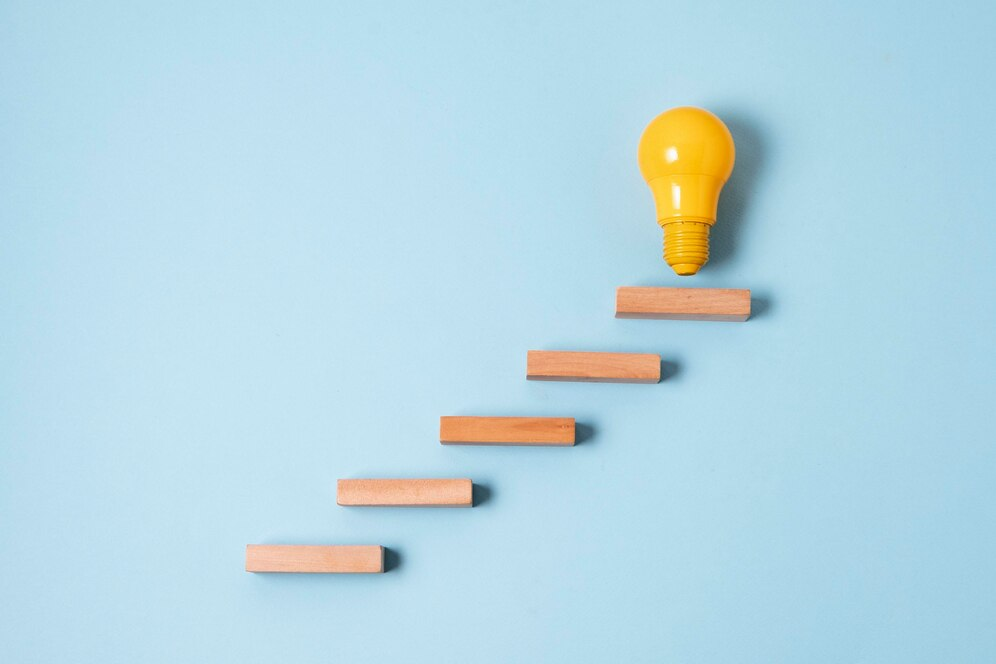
638;107;736;276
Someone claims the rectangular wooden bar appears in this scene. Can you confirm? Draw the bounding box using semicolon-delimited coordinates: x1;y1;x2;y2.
245;545;384;573
440;416;575;446
526;350;661;384
337;479;473;507
615;286;751;321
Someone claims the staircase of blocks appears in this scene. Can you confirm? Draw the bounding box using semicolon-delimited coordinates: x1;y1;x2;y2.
245;286;752;574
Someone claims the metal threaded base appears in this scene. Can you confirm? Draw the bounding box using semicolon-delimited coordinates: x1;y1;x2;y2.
662;221;710;276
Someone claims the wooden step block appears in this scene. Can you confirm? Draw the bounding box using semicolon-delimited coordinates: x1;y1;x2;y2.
615;286;750;321
440;416;575;446
245;545;384;573
527;350;660;383
337;479;473;507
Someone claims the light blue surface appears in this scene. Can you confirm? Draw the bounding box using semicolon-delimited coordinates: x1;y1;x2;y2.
2;1;995;661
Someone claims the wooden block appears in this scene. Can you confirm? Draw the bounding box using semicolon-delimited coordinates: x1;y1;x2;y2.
337;479;473;507
615;286;751;321
245;545;384;573
440;416;575;446
526;350;660;384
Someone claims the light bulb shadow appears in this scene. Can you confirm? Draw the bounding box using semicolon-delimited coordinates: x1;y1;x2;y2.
711;111;768;269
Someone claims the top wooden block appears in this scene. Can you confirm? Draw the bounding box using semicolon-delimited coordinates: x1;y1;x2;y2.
615;286;751;321
440;416;575;446
526;350;661;383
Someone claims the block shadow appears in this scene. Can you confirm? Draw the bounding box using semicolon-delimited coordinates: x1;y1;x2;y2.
750;295;773;319
472;483;492;507
574;423;595;445
383;547;401;572
660;359;681;382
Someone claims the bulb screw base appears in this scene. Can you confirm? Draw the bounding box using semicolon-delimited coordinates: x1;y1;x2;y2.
662;220;710;276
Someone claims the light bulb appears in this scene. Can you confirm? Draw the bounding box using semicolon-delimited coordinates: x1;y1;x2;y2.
638;107;736;276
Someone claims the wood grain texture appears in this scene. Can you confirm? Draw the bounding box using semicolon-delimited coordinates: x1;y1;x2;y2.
615;286;751;321
337;478;473;507
526;350;661;383
245;545;384;573
440;416;575;446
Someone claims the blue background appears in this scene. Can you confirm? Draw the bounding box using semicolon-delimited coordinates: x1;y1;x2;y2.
2;1;995;661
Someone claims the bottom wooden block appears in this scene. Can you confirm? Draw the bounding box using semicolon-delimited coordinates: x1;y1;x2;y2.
245;545;384;573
